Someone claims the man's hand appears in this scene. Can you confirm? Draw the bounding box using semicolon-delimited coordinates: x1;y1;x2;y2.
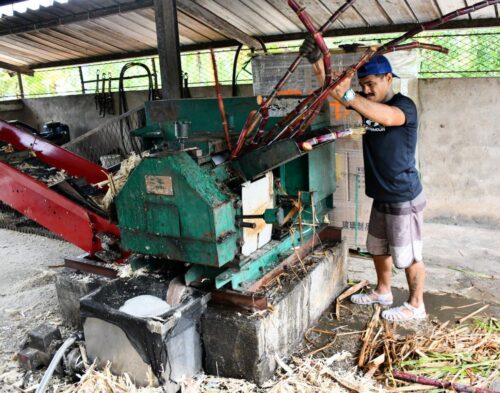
299;35;322;64
331;69;355;103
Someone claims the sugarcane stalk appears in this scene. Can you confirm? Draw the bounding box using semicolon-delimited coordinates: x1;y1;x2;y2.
264;0;356;143
286;0;492;139
288;0;332;86
384;42;449;54
210;48;232;151
266;42;446;144
301;132;337;151
230;110;263;159
251;0;359;146
270;0;498;145
230;110;262;159
288;43;447;140
262;89;320;145
231;0;358;158
300;127;362;150
268;49;375;144
393;371;497;393
248;56;304;146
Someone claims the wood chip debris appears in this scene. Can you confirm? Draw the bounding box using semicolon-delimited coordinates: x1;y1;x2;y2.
336;280;369;320
363;312;499;391
96;152;147;210
61;362;163;393
32;353;384;393
264;356;385;393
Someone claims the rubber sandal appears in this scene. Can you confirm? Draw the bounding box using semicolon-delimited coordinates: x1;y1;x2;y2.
350;291;393;306
381;302;427;322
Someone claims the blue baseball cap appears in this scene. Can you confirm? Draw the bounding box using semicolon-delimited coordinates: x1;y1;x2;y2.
357;55;399;79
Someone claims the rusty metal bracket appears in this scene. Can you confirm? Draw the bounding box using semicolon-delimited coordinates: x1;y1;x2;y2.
64;254;118;278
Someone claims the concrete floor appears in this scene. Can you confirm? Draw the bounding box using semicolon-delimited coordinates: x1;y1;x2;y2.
0;229;79;390
348;222;500;305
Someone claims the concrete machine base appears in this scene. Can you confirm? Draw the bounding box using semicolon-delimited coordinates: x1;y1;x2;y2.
203;228;347;384
53;228;347;387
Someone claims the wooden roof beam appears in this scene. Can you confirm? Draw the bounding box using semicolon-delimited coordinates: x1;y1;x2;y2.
176;0;263;50
0;60;33;76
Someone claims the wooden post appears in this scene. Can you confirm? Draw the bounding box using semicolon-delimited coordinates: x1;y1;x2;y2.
17;72;24;99
153;0;182;99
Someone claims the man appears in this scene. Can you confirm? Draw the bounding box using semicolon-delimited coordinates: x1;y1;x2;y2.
300;38;426;322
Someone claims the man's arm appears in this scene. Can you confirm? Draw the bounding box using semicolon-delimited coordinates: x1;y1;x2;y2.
312;59;406;127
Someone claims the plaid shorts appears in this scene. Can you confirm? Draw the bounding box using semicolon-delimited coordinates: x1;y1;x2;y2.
366;192;426;269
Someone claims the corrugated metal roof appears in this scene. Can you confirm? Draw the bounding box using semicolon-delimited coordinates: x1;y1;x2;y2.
0;0;498;71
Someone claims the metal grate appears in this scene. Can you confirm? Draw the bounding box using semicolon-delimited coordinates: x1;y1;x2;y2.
418;31;500;78
63;105;146;165
0;69;21;101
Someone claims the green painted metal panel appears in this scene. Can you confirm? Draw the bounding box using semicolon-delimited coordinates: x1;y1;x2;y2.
308;142;336;202
144;97;280;141
145;201;180;237
116;152;238;267
280;154;308;197
231;139;303;181
215;227;314;290
120;228;229;266
116;96;338;285
280;141;336;199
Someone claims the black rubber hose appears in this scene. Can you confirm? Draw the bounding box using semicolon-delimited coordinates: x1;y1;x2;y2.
231;44;243;97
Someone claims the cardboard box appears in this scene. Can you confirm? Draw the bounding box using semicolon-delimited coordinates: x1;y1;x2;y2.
330;140;372;251
330;200;371;251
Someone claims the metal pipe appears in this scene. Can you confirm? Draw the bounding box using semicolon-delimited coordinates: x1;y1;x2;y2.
231;44;243;97
236;214;263;220
238;222;257;229
83;74;154;84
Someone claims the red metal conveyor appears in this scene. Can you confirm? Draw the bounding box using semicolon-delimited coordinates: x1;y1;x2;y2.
0;120;124;259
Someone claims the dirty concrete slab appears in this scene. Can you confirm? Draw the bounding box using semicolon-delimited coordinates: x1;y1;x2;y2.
302;287;498;364
203;241;348;385
0;221;498;391
423;223;500;273
348;222;500;305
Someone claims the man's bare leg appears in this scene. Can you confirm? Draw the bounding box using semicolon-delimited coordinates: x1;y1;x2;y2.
363;254;393;301
380;260;426;321
351;254;394;304
405;261;426;309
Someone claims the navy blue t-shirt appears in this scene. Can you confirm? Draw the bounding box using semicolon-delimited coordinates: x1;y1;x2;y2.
362;93;422;203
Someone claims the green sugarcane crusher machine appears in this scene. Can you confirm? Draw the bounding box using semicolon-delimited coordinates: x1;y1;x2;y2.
114;96;339;294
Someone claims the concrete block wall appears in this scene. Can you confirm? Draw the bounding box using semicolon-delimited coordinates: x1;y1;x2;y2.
0;84;253;140
418;77;500;228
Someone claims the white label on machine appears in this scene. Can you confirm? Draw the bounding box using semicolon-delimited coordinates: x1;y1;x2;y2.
241;172;274;256
145;175;174;196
